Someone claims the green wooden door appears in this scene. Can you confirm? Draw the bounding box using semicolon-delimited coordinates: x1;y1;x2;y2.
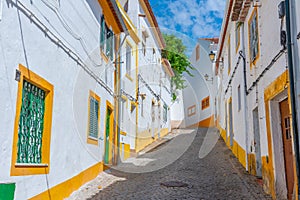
104;109;111;164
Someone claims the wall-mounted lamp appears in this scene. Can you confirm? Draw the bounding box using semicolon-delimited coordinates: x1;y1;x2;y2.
139;93;146;100
204;74;213;82
209;51;216;62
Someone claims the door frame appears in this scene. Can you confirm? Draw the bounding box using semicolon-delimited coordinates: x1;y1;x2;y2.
263;70;294;198
104;101;114;165
252;107;262;177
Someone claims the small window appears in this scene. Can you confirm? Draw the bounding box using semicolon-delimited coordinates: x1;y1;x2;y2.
248;9;259;64
187;105;196;117
202;96;210;110
238;85;241;111
163;104;168;122
126;44;132;76
87;91;100;145
196;45;200;61
235;22;241;52
228;36;231;74
100;15;114;60
121;98;126;124
142;31;148;56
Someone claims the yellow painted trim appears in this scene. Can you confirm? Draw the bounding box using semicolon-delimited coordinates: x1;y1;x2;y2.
263;70;289;198
187;115;215;128
97;0;122;34
125;73;133;82
116;0;140;44
232;139;246;168
228;35;231;75
216;123;247;169
201;96;210;110
29;162;103;200
101;51;109;64
135;44;139;152
123;144;131;160
120;131;127;136
235;23;240;53
87;90;101;146
138;0;164;49
104;101;114;164
11;64;54;176
248;8;260;69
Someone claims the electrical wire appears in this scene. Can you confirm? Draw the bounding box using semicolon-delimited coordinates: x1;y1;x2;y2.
12;0;114;96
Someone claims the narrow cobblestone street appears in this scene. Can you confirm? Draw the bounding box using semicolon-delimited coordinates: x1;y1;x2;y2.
87;128;271;200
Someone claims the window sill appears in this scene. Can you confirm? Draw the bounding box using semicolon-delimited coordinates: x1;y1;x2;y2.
15;163;48;167
88;136;98;141
87;136;99;145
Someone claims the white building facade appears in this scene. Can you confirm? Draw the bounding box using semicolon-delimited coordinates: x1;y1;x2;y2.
0;0;172;199
215;0;300;199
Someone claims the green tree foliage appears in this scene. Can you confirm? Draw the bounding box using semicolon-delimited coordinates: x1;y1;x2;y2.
162;34;194;101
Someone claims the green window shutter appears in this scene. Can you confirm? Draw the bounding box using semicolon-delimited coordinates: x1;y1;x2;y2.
17;80;45;164
100;16;106;51
89;97;99;138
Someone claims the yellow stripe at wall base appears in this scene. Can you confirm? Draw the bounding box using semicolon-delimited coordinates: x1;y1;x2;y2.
29;162;103;200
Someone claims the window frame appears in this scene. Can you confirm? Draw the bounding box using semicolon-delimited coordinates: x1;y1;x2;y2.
187;105;196;117
87;90;101;145
100;15;114;61
235;22;241;53
248;8;260;68
125;42;133;80
11;64;54;176
238;85;241;111
201;96;210;110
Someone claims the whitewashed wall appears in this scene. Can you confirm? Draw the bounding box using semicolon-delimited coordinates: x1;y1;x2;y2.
0;0;114;198
181;39;215;128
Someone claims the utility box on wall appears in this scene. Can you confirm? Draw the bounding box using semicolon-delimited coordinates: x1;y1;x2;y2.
0;183;15;200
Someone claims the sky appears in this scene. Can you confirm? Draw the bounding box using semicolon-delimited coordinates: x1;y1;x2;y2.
149;0;226;55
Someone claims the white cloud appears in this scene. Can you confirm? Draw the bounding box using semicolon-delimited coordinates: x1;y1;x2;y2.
153;0;226;39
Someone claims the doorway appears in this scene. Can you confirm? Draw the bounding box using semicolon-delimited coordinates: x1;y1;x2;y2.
228;99;233;147
252;107;262;177
104;105;113;164
279;98;294;200
151;101;155;138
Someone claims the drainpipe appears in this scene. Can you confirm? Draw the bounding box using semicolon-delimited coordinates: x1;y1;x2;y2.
240;23;249;171
115;33;128;165
285;0;300;198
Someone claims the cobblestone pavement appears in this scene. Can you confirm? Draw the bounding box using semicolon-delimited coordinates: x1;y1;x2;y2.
86;128;271;200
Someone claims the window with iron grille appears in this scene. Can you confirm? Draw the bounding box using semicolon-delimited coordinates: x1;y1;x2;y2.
17;80;46;164
89;95;100;139
100;15;114;60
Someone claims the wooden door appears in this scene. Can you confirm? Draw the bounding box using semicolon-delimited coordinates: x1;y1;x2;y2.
279;98;294;200
253;107;262;177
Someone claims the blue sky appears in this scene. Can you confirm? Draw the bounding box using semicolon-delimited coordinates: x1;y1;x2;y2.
149;0;226;55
